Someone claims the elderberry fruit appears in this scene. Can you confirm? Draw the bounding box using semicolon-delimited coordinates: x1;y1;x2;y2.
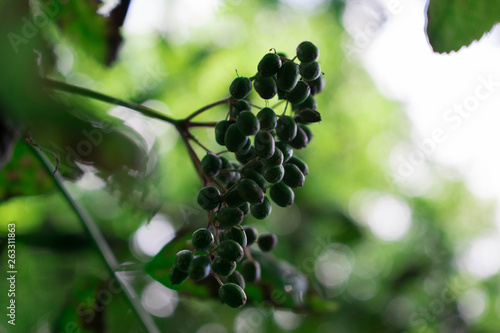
265;148;284;167
289;126;308;150
197;186;221;210
188;256;211;281
174;250;193;273
277;61;300;92
282;163;305;188
223;226;247;248
236;111;260;136
276;115;297;142
294;95;317;111
218;207;244;228
254;130;275;159
251;196;272;220
257;233;278;252
298;124;313;143
270;182;294;207
219;283;247;308
262;164;284;184
275;141;293;162
307;75;325;96
288;156;309;176
241;259;261;283
299;61;321;81
230;76;252;99
227;271;246;290
215;120;230;145
225;123;248;152
218;240;244;262
201;153;222;177
232;100;251;118
192;229;214;251
237;179;265;205
169;266;189;285
286;80;311;105
296;41;319;63
243;226;258;246
296;109;321;124
258;53;282;76
257;107;277;130
254;75;277;100
212;257;237;277
242;168;267;191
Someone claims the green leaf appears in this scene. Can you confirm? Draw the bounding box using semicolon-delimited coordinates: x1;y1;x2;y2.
426;0;500;53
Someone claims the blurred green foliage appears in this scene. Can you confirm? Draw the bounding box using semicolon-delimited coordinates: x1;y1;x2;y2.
0;0;498;333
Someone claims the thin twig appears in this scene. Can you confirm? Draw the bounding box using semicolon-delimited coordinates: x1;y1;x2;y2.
184;97;231;121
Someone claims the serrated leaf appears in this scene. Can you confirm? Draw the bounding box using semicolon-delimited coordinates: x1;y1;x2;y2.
426;0;500;53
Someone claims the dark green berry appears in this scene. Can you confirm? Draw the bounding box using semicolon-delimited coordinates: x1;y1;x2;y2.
236;111;260;136
251;196;272;220
286;81;310;105
298;124;313;143
230;76;252;99
299;61;321;81
257;233;278;252
219;283;247;308
227;271;246;290
218;240;244;262
201;153;222;177
188;256;211;281
294;95;317;111
215;120;230;146
239;202;250;216
288;156;309;176
257;107;277;130
308;75;325;96
275;141;293;162
218;207;244;228
289;126;308;150
296;109;322;124
212;257;237;277
277;61;300;92
296;41;319;62
243;226;258;246
276;115;297;142
237;136;252;155
169;266;189;285
224;188;246;208
237;179;265;205
265;148;284;167
242;168;267;191
216;156;233;184
254;130;275;159
232;100;251;118
236;146;257;164
223;226;248;248
263;164;284;183
225;123;248;153
258;53;282;76
254;75;277;100
241;259;261;283
174;250;194;273
282;163;305;188
197;186;221;210
270;182;294;207
192;228;214;251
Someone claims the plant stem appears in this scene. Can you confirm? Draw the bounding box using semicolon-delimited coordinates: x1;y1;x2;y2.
29;144;160;333
41;78;179;125
184;97;231;121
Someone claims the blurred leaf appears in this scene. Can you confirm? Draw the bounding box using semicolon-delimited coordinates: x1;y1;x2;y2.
426;0;500;53
0;118;17;171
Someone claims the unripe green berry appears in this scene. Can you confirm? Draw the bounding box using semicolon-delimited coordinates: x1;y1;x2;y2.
296;41;319;63
257;233;278;252
169;266;189;285
308;75;325;96
217;207;244;228
286;81;311;105
188;256;211;281
192;228;214;251
201;153;222;178
263;164;285;184
215;120;230;146
227;271;246;290
222;226;248;248
289;126;309;150
224;188;246;208
241;168;267;191
218;240;244;262
219;283;247;308
212;257;237;277
251;196;272;220
174;250;194;273
254;130;275;159
275;141;293;162
299;61;321;81
237;179;265;205
225;123;248;153
236;111;260;136
197;186;221;210
243;226;258;246
288;156;309;176
239;202;250;216
216;156;233;184
254;75;277;100
277;61;300;92
241;259;261;283
282;163;305;188
294;95;317;111
276;115;297;142
232;100;251;118
257;107;277;131
258;53;282;76
230;76;252;99
270;182;294;207
236;146;257;164
298;124;313;143
296;109;322;124
265;148;284;167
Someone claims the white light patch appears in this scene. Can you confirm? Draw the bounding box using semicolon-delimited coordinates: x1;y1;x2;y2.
458;288;488;323
361;194;412;241
141;281;178;318
458;235;500;279
132;214;175;258
273;310;301;330
315;244;354;288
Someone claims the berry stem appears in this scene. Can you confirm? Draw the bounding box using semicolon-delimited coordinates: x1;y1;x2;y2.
183;97;232;121
212;272;224;286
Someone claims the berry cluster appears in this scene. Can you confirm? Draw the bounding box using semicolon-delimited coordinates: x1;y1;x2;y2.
169;41;324;308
